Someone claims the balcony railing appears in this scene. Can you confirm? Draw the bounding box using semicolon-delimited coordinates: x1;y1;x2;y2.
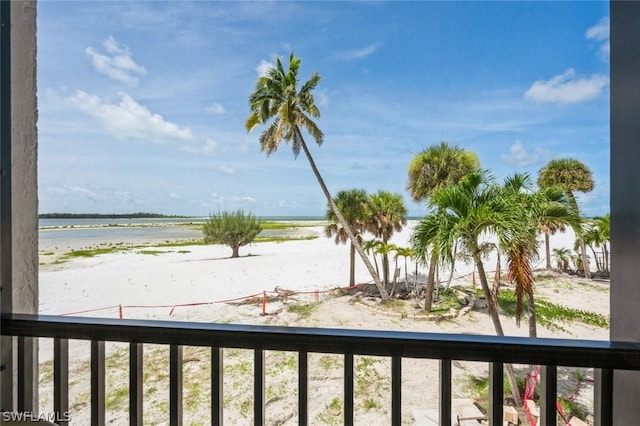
3;313;640;425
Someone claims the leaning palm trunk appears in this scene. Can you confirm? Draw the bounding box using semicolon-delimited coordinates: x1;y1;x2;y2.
297;131;389;300
474;255;522;406
349;243;356;287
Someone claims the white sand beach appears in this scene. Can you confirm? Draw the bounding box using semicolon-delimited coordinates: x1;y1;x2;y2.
37;223;609;425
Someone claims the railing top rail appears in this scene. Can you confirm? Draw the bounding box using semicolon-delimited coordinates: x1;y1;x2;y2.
3;313;640;370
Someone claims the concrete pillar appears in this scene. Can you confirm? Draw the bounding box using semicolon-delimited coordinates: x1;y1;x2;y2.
0;0;38;412
610;1;640;422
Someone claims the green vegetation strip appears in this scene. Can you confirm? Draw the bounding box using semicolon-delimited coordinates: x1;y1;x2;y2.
496;289;609;330
261;221;325;230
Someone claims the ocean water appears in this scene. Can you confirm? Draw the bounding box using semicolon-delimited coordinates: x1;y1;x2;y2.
38;217;325;251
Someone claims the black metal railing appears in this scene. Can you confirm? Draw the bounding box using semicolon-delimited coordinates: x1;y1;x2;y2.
3;313;640;425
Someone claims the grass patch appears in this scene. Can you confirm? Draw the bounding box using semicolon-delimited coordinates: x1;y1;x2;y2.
255;235;318;243
105;387;128;411
261;221;324;230
62;247;122;258
355;357;384;399
138;250;164;256
155;239;205;248
287;302;318;318
496;289;609;331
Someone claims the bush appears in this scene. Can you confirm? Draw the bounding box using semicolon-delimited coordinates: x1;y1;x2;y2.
202;210;262;258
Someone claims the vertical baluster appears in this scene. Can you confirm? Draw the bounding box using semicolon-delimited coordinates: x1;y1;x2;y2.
440;359;452;426
254;349;264;425
53;338;69;426
298;351;308;426
91;340;105;426
489;362;503;425
391;355;402;426
129;343;143;426
211;347;223;425
594;368;613;426
344;353;354;426
17;336;35;412
540;365;557;426
170;345;183;426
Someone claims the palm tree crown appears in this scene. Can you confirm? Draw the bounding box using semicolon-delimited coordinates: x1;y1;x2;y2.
407;142;480;202
537;158;594;204
325;189;369;245
245;52;323;157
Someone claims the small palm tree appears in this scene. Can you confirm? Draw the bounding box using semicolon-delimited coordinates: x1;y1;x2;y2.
394;246;413;291
362;239;383;278
540;218;566;270
584;214;610;274
366;191;408;289
552;247;573;271
325;189;370;287
246;52;389;300
538;158;594;278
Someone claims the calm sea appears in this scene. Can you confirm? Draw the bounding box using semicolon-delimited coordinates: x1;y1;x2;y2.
38;217;325;251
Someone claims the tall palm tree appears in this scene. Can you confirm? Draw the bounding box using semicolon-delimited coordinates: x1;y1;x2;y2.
367;191;408;290
246;52;389;300
406;142;480;311
325;189;370;287
412;171;521;404
500;173;577;338
538;158;594;278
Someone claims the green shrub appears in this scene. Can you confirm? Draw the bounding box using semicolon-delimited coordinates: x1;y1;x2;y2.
202;210;262;258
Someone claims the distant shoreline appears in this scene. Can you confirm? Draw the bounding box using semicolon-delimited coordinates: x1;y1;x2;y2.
39;212;188;219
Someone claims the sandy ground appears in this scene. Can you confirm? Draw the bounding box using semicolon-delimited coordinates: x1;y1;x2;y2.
37;224;609;425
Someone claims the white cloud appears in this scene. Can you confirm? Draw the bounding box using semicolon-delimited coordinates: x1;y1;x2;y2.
204;192;255;209
500;140;544;168
586;17;610;62
85;36;147;84
586;17;609;41
524;69;609;104
229;195;257;208
315;89;329;107
217;165;235;175
256;59;274;77
68;90;194;142
206;102;226;114
338;43;381;60
181;138;219;155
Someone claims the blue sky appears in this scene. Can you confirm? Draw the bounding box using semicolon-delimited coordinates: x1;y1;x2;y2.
37;1;610;217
